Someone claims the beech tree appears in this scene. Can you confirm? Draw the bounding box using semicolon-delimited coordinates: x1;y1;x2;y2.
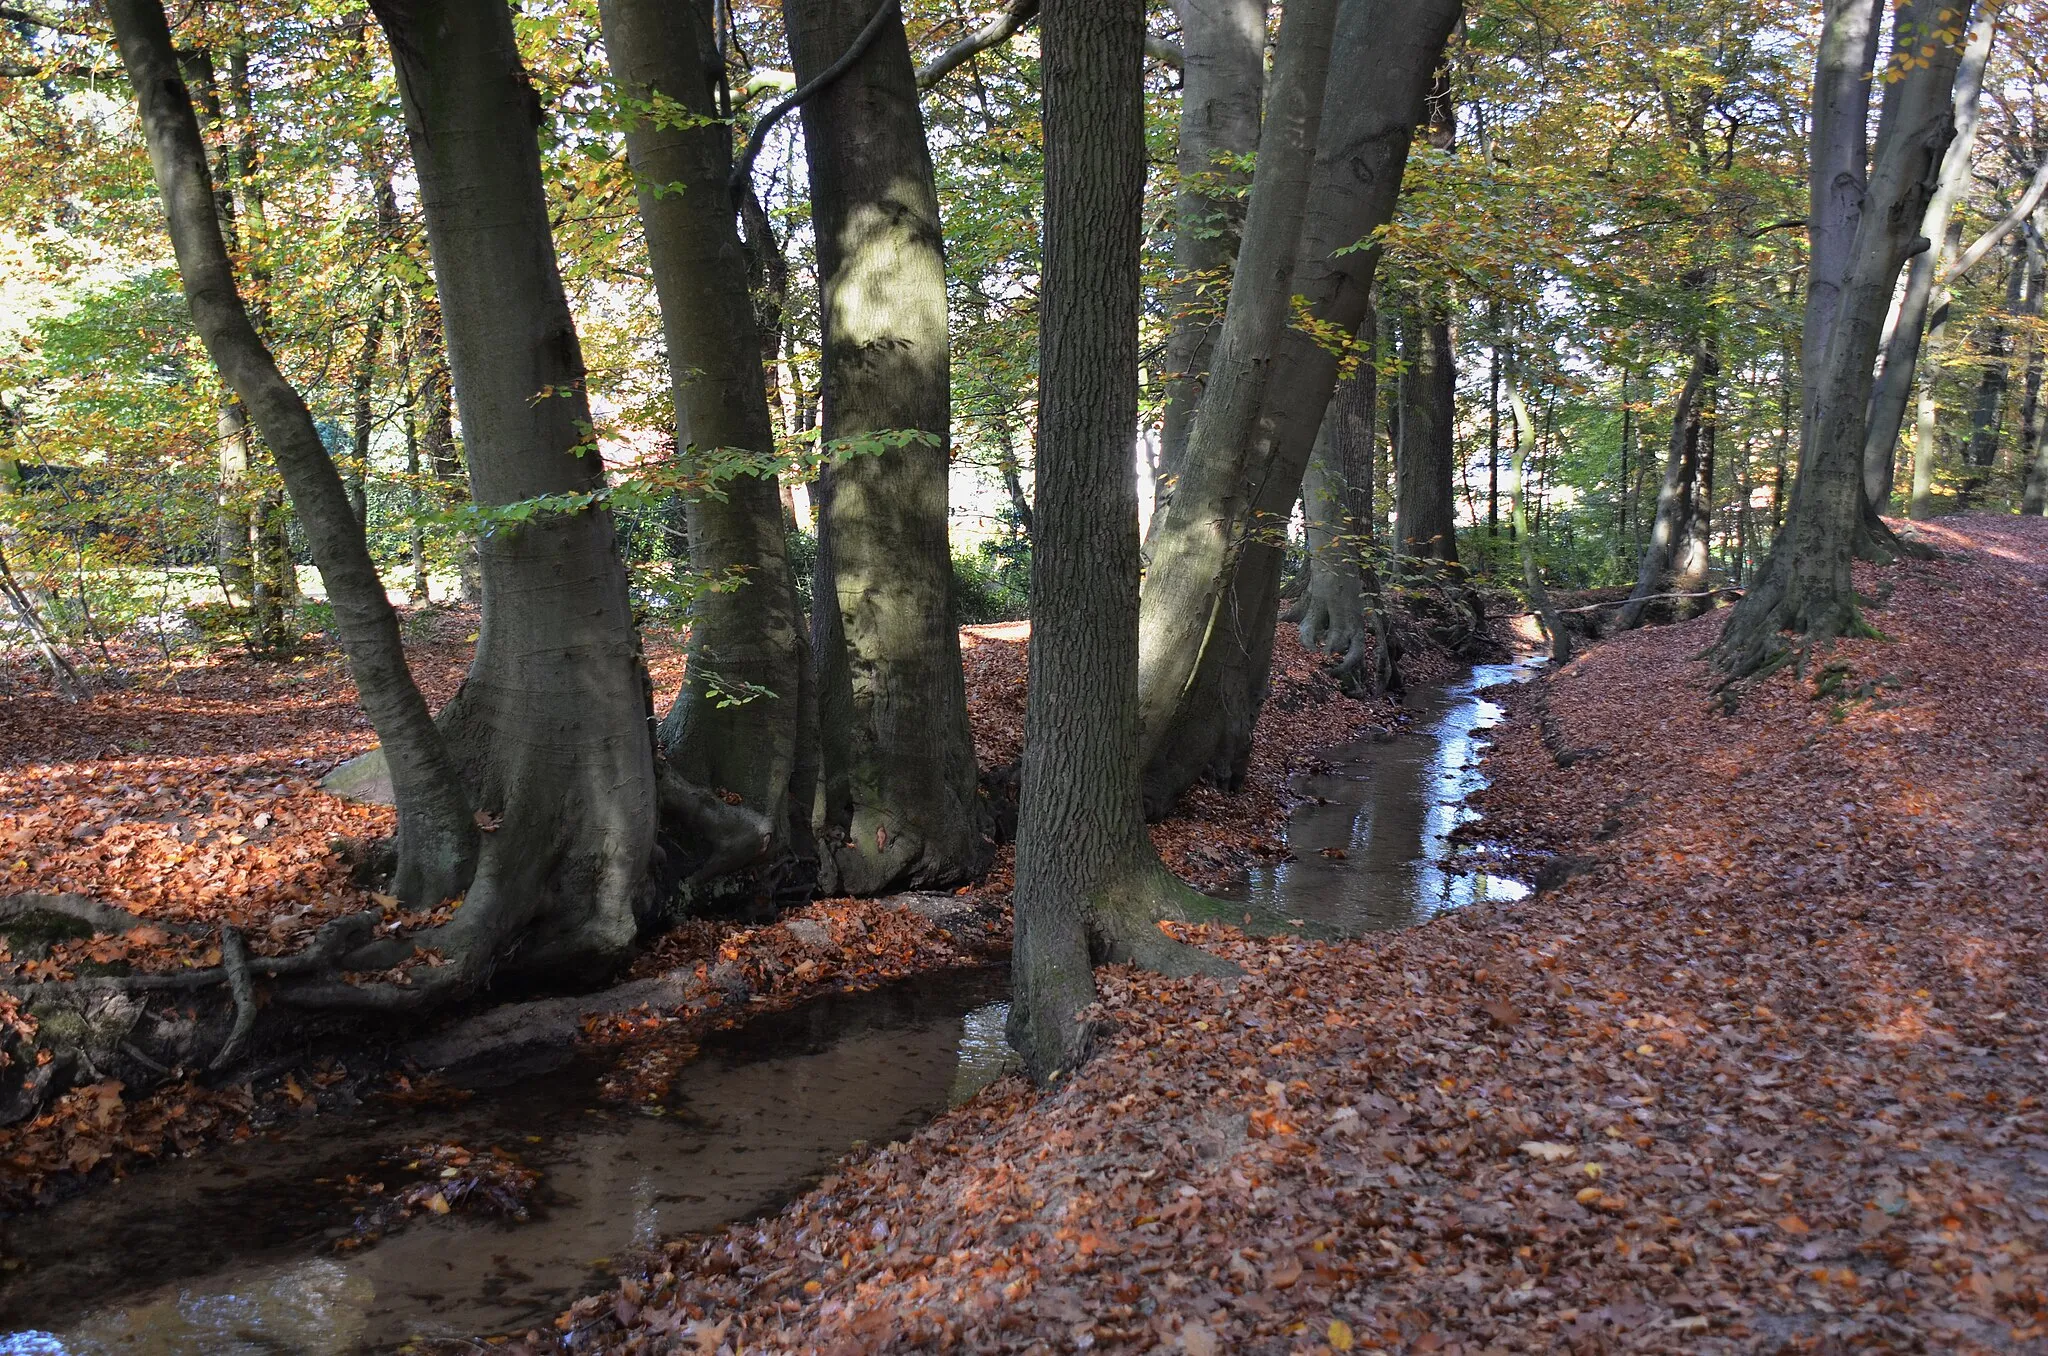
784;0;988;895
1714;0;1976;680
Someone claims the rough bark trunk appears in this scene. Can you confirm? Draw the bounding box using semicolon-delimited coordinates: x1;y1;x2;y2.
346;287;384;528
1802;0;1884;441
1297;343;1400;697
371;0;657;983
1960;244;2024;476
1617;340;1714;630
1152;0;1267;501
2023;224;2048;515
1136;0;1461;812
1861;9;1994;505
108;0;478;910
1714;0;1971;682
1011;0;1233;1085
599;0;816;887
783;0;987;895
1131;0;1343;773
1393;304;1458;568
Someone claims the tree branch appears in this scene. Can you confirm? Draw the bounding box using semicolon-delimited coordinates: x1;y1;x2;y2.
730;0;898;192
1945;150;2048;283
916;0;1036;88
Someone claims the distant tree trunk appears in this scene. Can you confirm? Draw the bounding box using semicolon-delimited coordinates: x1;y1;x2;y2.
1862;9;1994;506
346;292;383;528
1131;0;1343;773
1714;0;1970;681
1617;339;1714;630
1136;0;1461;813
412;300;480;601
600;0;817;882
109;0;478;909
400;339;429;602
2023;227;2048;515
1152;0;1266;504
1506;385;1567;662
1802;0;1884;443
214;399;256;604
1009;0;1232;1085
372;0;659;982
1393;304;1458;568
1296;333;1399;696
1958;243;2025;494
785;0;987;894
1676;375;1717;597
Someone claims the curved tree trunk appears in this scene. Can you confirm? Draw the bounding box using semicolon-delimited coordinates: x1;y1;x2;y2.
1714;0;1973;682
1152;0;1267;505
108;0;478;910
599;0;816;887
784;0;987;895
1133;0;1344;773
1011;0;1232;1085
1861;9;1995;506
1136;0;1462;812
1617;340;1714;630
371;0;657;985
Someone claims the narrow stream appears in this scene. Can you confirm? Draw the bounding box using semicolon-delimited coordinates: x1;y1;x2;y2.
0;971;1015;1355
0;659;1536;1354
1225;657;1540;936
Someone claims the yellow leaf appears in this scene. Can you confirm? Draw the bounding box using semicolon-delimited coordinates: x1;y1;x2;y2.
423;1191;450;1214
1576;1186;1605;1205
1329;1319;1356;1351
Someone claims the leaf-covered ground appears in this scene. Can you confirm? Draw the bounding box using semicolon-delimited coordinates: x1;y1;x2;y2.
0;611;1406;1205
554;515;2048;1355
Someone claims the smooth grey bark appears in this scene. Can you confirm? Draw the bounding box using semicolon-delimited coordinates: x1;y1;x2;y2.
107;0;478;910
1861;9;1995;505
1138;0;1461;812
1617;341;1713;630
1715;0;1971;681
370;0;656;986
1802;0;1884;440
1010;0;1230;1086
599;0;815;882
1153;0;1267;499
2023;223;2048;515
1680;378;1717;592
1296;340;1399;697
1392;305;1458;568
1505;384;1567;663
1132;0;1343;772
1908;219;1963;518
785;0;986;894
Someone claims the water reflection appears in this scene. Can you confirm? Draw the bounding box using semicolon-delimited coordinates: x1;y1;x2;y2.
0;974;1014;1356
1229;659;1539;937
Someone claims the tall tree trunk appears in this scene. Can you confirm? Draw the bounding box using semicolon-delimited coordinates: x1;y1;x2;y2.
1802;0;1884;442
1010;0;1232;1086
600;0;816;884
413;299;480;601
1959;243;2025;485
1714;0;1971;681
214;398;256;605
1136;0;1462;812
1131;0;1343;774
1296;335;1399;696
346;290;383;528
1676;374;1717;597
1393;303;1458;568
2022;225;2048;515
1617;339;1714;630
1152;0;1266;502
108;0;478;911
784;0;987;894
370;0;657;984
1506;385;1567;663
1861;9;1995;505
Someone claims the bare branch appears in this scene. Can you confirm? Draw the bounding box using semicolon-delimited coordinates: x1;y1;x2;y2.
731;0;898;193
916;0;1036;89
1945;150;2048;283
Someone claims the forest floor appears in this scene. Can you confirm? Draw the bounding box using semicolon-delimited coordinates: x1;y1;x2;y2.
553;514;2048;1356
0;605;1437;1205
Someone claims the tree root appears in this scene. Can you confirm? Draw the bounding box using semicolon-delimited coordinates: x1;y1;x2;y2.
209;927;256;1070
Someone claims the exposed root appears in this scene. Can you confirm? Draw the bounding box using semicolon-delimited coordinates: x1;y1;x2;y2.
654;760;775;884
209;926;256;1070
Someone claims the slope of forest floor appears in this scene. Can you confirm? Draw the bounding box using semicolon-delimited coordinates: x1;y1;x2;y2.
0;610;1424;1205
557;514;2048;1356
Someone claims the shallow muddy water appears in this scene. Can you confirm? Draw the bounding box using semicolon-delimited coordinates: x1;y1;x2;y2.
0;970;1015;1355
1224;657;1539;936
0;659;1535;1353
